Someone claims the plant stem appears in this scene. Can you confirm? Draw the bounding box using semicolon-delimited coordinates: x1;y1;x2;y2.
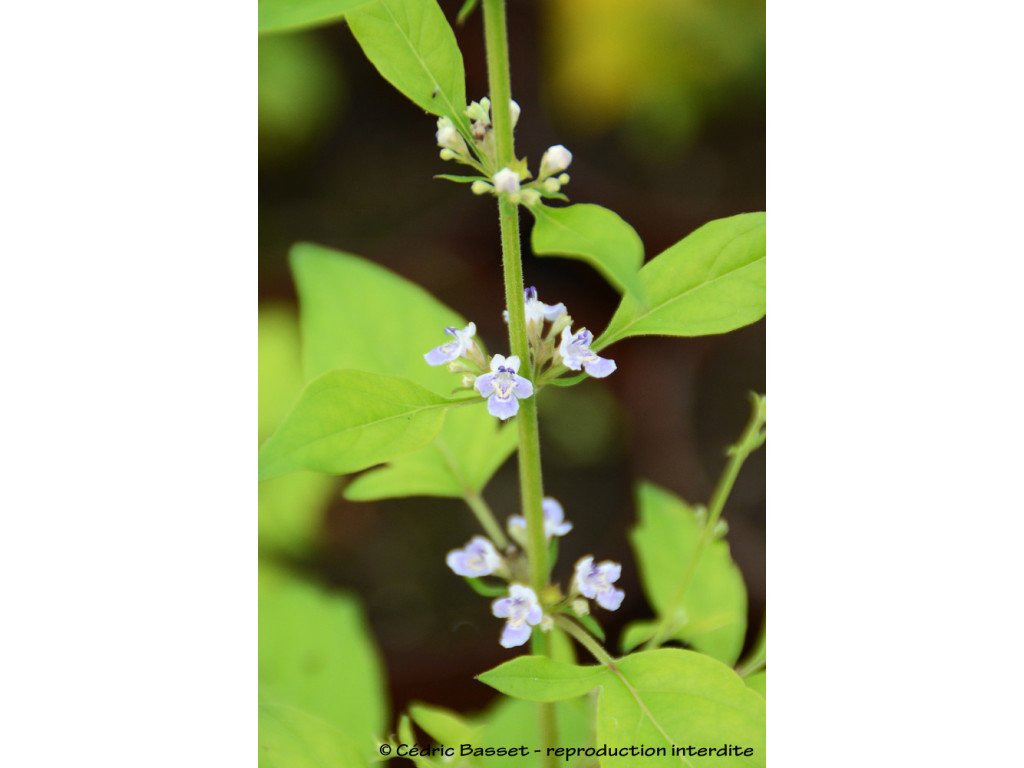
464;491;509;549
555;615;617;668
482;0;556;760
481;0;547;602
644;394;766;650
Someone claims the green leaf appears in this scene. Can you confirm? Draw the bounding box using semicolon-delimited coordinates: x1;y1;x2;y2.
599;650;765;767
596;212;766;348
433;174;486;183
259;471;335;555
409;703;481;748
618;619;659;653
476;655;605;702
259;0;373;35
258;370;456;481
628;482;748;664
259;306;336;554
737;613;766;677
291;243;515;499
343;405;517;500
345;0;468;128
461;577;509;597
746;671;766;699
478;650;765;767
455;0;478;26
259;566;388;761
291;243;464;393
545;372;588;388
473;696;594;768
530;203;644;298
259;686;368;768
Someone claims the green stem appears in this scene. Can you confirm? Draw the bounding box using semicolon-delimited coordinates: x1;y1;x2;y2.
555;615;617;668
482;1;555;762
464;491;509;550
482;0;546;601
644;394;766;650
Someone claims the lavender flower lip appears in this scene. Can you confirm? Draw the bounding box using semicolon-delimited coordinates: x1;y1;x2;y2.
446;536;502;578
475;353;534;421
491;584;544;648
573;555;625;611
559;327;616;378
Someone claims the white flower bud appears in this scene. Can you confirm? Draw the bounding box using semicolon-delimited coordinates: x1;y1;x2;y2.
439;148;458;161
493;168;521;195
509;99;521;128
542;178;561;194
540;145;573;179
465;99;490;124
540;615;554;632
572;599;590;617
460;374;477;389
436;117;468;155
471;180;492;195
558;173;570;186
520;188;541;206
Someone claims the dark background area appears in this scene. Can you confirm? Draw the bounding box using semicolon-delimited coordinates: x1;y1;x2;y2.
260;0;764;718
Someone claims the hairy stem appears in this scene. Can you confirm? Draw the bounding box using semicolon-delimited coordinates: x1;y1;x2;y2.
555;615;617;668
644;394;766;650
482;0;555;760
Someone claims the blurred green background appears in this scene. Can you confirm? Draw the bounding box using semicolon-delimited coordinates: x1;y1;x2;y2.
259;0;764;726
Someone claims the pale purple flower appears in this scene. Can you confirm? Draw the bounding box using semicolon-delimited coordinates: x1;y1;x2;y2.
474;354;533;420
446;536;502;577
508;497;573;542
491;584;544;648
424;322;478;366
559;327;616;378
573;556;624;611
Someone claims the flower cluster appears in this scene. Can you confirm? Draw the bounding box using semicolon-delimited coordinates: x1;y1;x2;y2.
433;97;573;206
444;498;624;648
503;287;616;382
422;288;615;421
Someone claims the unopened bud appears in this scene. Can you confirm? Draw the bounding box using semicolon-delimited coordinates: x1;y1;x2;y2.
558;173;570;186
540;145;573;179
460;374;477;388
542;178;561;194
448;360;471;373
471;180;492;195
509;99;521;128
550;313;573;337
520;188;541;206
572;599;590;617
493;168;521;195
436;118;468;155
540;615;554;632
439;148;458;161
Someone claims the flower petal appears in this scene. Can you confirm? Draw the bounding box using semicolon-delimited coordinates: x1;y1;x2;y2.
475;372;497;397
488;393;520;420
425;343;457;366
500;621;532;648
596;588;624;611
504;355;521;373
491;597;514;619
511;375;533;399
526;604;543;625
583;357;617;378
446;551;472;576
